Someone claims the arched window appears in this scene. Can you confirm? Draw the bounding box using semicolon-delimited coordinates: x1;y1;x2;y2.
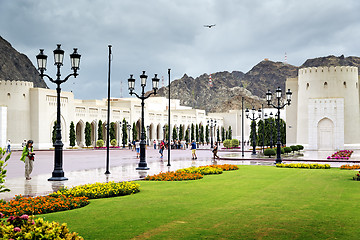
324;82;328;88
343;81;346;88
306;83;309;90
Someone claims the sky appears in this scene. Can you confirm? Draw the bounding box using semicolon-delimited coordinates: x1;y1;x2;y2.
1;0;360;100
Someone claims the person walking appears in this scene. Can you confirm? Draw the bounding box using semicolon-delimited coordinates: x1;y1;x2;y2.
6;139;11;153
153;139;157;149
159;140;165;158
212;145;220;159
191;140;197;160
20;140;35;180
135;140;140;158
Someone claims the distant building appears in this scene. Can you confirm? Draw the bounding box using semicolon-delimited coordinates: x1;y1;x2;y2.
286;66;360;150
0;80;231;149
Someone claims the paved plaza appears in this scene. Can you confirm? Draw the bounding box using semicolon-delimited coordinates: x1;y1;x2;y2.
1;146;359;201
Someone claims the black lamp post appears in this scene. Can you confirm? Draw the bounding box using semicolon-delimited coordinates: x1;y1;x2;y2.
36;44;80;181
266;87;292;164
119;121;122;147
127;124;131;148
245;107;262;155
128;71;159;170
207;119;216;148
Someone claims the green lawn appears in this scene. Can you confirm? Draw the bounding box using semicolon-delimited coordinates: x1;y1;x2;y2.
42;166;360;240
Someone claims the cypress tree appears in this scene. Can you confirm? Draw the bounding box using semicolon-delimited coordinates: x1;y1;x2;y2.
69;121;76;147
98;120;103;140
191;124;195;141
85;122;92;147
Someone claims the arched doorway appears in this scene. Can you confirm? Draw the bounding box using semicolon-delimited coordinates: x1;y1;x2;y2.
317;118;334;150
76;120;85;147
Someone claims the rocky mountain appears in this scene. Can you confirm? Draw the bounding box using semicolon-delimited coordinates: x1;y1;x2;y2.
0;36;48;88
156;55;360;113
156;60;298;112
301;55;360;68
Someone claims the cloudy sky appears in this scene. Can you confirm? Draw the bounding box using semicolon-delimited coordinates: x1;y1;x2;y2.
1;0;360;100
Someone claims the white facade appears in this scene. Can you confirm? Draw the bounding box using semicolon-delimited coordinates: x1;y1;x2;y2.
0;80;260;150
286;66;360;150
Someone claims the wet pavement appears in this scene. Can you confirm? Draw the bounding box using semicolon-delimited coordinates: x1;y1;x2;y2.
1;146;358;200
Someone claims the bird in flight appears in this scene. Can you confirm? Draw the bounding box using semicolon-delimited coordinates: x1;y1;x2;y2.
204;24;216;28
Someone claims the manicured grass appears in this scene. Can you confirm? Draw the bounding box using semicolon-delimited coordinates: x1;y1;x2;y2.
42;166;360;239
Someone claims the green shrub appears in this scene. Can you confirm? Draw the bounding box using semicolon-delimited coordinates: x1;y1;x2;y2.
0;147;11;193
223;139;232;149
264;148;276;157
284;147;292;154
297;145;304;151
274;147;285;154
110;139;117;147
231;139;239;148
96;139;104;147
290;145;299;152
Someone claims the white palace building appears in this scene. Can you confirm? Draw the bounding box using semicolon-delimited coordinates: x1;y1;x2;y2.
0;80;253;150
286;66;360;150
1;64;359;151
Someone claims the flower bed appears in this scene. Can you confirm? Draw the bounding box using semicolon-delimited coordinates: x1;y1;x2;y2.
144;171;203;181
50;181;140;199
207;164;239;171
327;150;353;160
176;166;223;175
276;163;331;169
353;171;360;181
145;164;239;181
340;164;360;170
0;214;83;239
0;195;89;217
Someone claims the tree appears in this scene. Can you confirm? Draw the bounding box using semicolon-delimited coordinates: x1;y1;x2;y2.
205;125;209;143
122;118;128;146
109;122;116;141
228;126;232;139
221;127;225;142
132;122;137;141
185;128;189;143
225;130;229;140
164;124;169;140
179;125;183;140
85;122;92;147
0;147;11;193
69;121;76;147
200;125;204;143
280;119;286;146
249;120;257;148
257;119;264;147
216;128;220;143
191;124;195;141
172;126;177;141
98;120;103;140
52;121;57;144
195;124;199;142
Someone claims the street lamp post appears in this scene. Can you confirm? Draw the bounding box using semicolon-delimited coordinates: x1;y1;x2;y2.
207;119;215;148
245;107;262;155
266;87;292;164
127;124;131;149
119;122;122;147
36;44;81;181
128;71;159;170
